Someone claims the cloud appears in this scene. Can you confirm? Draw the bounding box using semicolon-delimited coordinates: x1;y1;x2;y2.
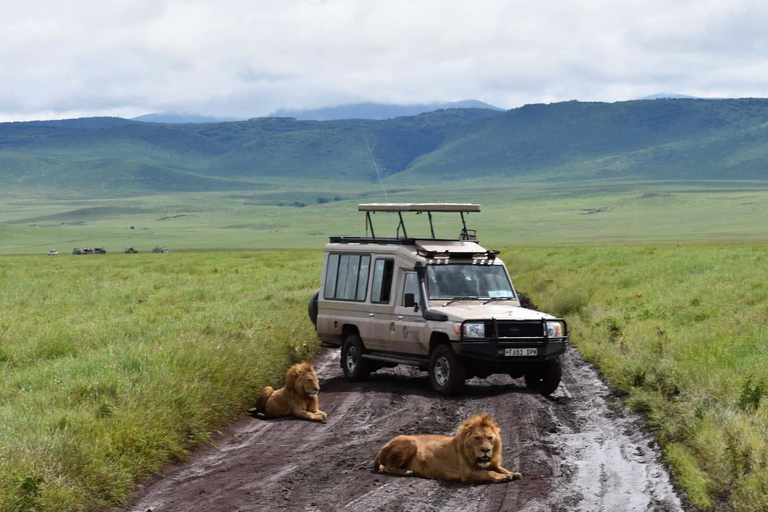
2;0;768;121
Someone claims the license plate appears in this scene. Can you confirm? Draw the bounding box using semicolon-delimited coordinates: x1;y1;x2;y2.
505;348;538;357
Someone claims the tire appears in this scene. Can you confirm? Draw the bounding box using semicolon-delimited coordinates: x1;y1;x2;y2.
524;357;562;396
308;289;319;327
429;344;466;395
341;333;370;381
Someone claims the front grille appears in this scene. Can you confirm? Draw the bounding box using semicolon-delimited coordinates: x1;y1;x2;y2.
488;320;543;339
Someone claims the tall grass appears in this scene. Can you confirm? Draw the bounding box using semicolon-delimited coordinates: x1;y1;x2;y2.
3;244;768;511
508;243;768;511
0;252;321;511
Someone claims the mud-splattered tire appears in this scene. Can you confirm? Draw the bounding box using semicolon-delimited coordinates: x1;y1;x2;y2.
524;357;562;396
429;344;466;395
341;333;370;382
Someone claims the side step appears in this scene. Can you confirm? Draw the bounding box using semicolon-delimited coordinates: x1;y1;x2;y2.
362;352;429;369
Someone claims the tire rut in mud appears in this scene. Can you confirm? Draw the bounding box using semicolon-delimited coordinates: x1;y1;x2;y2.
127;346;682;512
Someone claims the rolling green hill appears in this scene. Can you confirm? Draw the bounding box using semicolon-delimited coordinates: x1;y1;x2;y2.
397;98;768;182
4;99;768;200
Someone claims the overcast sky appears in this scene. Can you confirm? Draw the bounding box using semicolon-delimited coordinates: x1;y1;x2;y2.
2;0;768;122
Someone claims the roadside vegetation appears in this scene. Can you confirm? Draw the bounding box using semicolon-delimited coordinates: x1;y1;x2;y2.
2;243;768;511
0;252;320;511
511;243;768;511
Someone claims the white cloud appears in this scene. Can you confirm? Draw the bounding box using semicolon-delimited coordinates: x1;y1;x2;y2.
2;0;768;121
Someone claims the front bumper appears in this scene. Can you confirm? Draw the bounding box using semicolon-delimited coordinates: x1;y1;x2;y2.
459;339;566;362
457;318;568;362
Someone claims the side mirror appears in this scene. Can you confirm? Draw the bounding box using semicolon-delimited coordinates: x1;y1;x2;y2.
404;293;415;308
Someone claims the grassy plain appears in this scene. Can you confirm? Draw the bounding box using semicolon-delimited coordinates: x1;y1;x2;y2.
2;179;768;255
3;179;768;511
2;244;768;511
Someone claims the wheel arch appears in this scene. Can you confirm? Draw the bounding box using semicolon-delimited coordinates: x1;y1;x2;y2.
429;331;451;355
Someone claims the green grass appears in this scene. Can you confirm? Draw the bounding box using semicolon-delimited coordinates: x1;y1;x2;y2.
0;252;321;511
3;243;768;510
510;243;768;511
3;179;768;255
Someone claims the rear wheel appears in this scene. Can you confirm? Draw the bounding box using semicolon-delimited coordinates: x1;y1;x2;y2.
341;333;370;381
524;357;562;396
307;289;319;327
429;344;466;395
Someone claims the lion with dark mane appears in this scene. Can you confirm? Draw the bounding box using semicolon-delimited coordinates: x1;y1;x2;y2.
251;362;327;422
374;413;521;483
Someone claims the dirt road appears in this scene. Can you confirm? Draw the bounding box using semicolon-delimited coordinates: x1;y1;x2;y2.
127;346;683;512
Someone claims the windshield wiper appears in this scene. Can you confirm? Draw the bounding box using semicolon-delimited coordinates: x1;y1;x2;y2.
442;296;480;306
482;297;515;305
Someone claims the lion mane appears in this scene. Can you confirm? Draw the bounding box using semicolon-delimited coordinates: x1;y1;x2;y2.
251;362;327;422
373;413;521;484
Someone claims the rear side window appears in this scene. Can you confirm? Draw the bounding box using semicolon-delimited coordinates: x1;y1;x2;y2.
324;253;371;301
370;259;394;304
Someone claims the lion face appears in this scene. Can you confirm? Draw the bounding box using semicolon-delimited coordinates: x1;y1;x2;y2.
298;369;320;398
458;414;502;469
286;363;320;398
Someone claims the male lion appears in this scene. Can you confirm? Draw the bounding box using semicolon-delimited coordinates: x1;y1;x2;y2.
251;362;327;422
374;413;521;484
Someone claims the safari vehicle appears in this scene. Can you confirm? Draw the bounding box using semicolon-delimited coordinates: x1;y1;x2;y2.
308;203;568;396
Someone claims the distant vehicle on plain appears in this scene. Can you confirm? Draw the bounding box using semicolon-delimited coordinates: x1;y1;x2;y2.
152;246;169;253
124;247;139;254
47;249;58;256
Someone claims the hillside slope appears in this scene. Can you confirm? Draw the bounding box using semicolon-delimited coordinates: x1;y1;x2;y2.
3;99;768;199
399;99;768;181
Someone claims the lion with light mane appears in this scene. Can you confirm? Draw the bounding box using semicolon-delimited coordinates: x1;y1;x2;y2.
374;413;521;484
251;362;327;422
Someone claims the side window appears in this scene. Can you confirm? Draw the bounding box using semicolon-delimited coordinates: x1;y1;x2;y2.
324;254;339;299
401;272;420;308
324;253;371;301
370;259;394;304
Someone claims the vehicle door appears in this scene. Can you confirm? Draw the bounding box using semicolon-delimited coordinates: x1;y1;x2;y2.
390;271;427;355
364;257;395;351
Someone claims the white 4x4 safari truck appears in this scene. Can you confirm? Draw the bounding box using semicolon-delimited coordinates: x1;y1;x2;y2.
308;203;568;395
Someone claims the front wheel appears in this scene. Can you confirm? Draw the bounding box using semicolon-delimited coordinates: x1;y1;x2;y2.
524;357;562;396
429;344;466;395
341;333;370;381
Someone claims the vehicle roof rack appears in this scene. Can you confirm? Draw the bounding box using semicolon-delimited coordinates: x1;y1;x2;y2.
358;203;480;213
329;203;481;243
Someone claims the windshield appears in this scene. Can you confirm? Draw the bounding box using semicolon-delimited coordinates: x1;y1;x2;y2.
426;264;515;300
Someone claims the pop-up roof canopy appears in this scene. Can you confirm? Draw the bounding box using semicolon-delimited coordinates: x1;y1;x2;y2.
329;203;481;244
358;203;480;213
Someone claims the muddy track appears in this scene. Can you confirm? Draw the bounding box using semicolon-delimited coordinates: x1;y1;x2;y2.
127;346;683;512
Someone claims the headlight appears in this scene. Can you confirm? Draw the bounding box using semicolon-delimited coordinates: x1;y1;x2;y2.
545;321;564;338
463;322;485;338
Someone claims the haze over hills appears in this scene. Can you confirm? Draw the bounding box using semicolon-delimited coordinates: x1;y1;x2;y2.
131;100;502;124
132;113;242;124
3;98;768;199
268;100;503;121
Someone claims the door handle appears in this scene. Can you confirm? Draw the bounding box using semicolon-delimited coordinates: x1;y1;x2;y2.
397;315;404;320
368;313;375;317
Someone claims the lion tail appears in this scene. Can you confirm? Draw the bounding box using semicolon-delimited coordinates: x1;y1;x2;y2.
253;386;274;416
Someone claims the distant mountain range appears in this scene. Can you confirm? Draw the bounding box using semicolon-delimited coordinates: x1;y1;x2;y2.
4;98;768;199
268;100;503;121
639;93;701;100
132;113;242;124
